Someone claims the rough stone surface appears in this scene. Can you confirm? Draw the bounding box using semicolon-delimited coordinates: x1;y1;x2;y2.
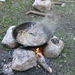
1;26;18;48
32;0;51;11
16;23;49;47
44;36;64;58
2;63;14;75
11;48;37;71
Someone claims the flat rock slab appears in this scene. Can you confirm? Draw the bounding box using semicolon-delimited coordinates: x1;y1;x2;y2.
16;22;49;47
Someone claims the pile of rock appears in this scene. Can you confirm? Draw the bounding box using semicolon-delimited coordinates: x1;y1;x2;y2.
2;48;37;75
1;22;64;74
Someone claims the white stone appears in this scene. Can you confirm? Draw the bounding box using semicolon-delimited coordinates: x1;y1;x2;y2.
44;36;64;58
32;0;51;11
61;3;66;7
1;26;18;48
0;0;5;1
11;48;37;71
2;63;14;75
73;37;75;40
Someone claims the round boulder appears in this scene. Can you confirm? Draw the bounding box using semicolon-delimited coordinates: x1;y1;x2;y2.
44;36;64;58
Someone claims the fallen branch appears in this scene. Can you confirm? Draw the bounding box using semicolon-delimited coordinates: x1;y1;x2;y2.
37;53;52;73
52;2;63;5
52;1;75;5
26;10;50;17
26;0;74;17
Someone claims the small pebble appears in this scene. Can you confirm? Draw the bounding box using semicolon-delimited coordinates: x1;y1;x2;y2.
3;59;6;62
59;64;63;68
62;53;66;58
37;65;41;68
31;16;34;18
73;37;75;40
64;60;67;63
61;3;66;7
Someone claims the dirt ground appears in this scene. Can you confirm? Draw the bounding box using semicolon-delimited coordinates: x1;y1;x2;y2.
0;0;75;75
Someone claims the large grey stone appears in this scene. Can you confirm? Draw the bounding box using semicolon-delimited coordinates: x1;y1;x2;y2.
11;48;37;71
44;36;64;58
1;26;18;48
16;22;50;47
32;0;51;11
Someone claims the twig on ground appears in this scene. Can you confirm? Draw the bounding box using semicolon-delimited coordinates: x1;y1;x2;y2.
26;10;50;17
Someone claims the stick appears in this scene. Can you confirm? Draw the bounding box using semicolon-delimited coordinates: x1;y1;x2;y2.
37;52;52;73
52;2;63;5
26;10;50;17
